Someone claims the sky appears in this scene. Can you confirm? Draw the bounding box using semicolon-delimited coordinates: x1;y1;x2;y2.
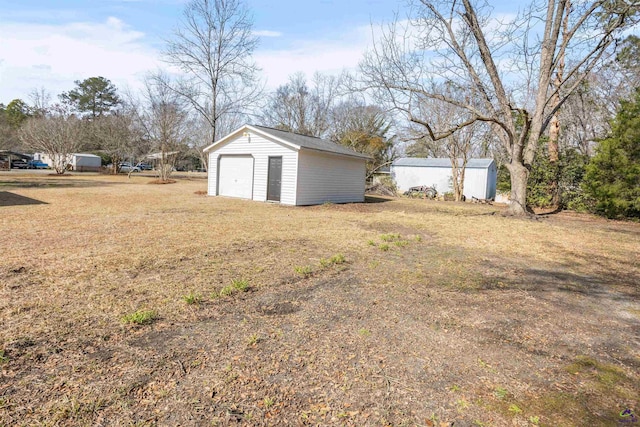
0;0;596;106
0;0;408;104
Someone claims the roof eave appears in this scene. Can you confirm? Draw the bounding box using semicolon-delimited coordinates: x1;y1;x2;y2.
300;146;371;160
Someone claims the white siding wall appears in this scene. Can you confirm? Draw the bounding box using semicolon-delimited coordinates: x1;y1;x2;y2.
392;166;452;194
207;133;299;205
392;165;493;199
461;168;489;199
73;155;101;168
296;150;366;205
72;154;101;171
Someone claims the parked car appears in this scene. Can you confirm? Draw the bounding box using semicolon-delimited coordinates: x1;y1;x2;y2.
11;160;29;169
27;160;49;169
136;162;153;170
118;163;141;173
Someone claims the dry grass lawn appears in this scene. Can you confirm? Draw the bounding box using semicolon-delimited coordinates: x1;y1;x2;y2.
1;172;639;426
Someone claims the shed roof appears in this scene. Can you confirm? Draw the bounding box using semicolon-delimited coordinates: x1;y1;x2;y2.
204;124;371;160
392;157;495;169
74;153;101;158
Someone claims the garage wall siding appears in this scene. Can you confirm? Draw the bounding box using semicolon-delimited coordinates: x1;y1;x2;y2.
207;134;298;205
296;150;366;205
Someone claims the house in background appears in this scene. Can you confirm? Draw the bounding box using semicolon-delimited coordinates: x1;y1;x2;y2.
34;153;101;172
391;157;497;200
204;125;370;206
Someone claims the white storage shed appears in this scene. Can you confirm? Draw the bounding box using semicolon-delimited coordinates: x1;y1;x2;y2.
204;125;370;206
71;153;101;172
34;152;102;172
391;157;497;200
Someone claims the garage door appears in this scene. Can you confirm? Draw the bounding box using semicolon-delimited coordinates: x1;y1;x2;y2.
218;156;254;199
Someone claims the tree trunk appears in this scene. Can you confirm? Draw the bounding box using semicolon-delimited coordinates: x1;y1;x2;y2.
548;114;560;163
547;1;569;207
506;161;529;215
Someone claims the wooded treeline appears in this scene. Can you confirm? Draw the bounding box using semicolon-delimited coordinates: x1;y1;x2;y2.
1;0;638;218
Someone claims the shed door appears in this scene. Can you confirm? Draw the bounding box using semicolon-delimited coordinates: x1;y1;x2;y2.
218;155;254;199
267;156;282;202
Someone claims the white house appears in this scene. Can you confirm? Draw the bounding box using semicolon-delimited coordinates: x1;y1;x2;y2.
391;157;497;200
203;125;370;206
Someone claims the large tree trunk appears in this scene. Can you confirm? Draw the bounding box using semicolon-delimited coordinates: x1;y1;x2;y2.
506;161;529;215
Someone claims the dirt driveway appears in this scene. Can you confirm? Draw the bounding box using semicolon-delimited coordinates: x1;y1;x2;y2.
0;174;638;426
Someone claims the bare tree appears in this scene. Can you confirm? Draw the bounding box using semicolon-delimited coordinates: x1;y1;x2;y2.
329;99;398;179
163;0;261;148
558;77;608;157
19;107;84;174
132;73;191;182
28;87;52;118
358;0;639;215
90;109;140;174
405;85;489;201
263;72;340;137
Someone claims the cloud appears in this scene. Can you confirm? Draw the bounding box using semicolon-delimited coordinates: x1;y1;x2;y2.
0;16;160;102
255;25;373;89
253;30;282;38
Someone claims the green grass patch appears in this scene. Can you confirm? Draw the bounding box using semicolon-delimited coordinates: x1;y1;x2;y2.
357;328;371;338
182;292;202;305
294;265;313;277
319;253;346;268
494;386;508;399
219;285;234;297
565;355;627;386
122;310;157;325
231;279;250;292
380;233;401;242
508;404;522;415
214;279;251;299
263;397;274;409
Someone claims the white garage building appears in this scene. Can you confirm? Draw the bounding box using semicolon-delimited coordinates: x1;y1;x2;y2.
204;125;370;206
391;157;497;200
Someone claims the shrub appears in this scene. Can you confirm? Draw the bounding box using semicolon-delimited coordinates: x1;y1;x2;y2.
497;142;591;210
584;90;640;218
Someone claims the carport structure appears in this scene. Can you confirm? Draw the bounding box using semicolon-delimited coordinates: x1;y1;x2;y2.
0;151;32;170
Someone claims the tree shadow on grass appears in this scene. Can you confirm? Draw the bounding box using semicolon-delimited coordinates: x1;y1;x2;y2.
365;195;394;203
0;178;117;190
0;192;47;207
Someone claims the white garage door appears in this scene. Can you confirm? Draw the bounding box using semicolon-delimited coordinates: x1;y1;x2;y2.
218;156;254;199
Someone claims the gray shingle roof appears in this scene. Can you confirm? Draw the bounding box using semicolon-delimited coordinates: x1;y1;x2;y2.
252;125;371;159
392;157;495;168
